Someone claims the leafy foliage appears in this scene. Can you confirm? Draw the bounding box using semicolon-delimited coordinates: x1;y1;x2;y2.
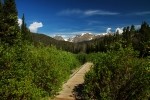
0;0;80;99
0;43;80;99
30;44;80;96
0;43;42;100
83;47;150;100
76;53;87;64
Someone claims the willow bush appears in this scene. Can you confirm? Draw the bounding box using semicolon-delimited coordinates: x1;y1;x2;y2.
0;43;80;99
83;47;150;100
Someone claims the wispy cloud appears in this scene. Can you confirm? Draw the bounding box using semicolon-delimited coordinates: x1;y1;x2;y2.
134;11;150;15
127;11;150;16
85;10;119;16
135;25;141;29
58;9;82;16
87;20;101;25
58;9;119;16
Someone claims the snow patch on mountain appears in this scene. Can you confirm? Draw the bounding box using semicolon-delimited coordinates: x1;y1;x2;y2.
53;35;65;41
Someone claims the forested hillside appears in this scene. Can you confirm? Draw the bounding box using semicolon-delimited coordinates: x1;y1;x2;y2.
31;23;150;56
31;33;75;52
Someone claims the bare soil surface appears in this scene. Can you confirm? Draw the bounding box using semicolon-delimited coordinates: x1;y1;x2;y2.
54;62;93;100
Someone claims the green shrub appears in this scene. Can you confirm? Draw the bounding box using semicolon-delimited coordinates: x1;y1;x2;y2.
30;45;80;96
0;44;44;100
0;43;80;99
83;47;150;100
76;53;87;64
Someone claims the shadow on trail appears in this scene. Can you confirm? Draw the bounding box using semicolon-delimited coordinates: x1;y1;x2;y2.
73;84;85;100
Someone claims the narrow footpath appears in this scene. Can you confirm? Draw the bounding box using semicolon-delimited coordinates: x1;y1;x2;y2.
54;62;93;100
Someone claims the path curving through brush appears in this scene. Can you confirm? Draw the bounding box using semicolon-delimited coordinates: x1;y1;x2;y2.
54;62;93;100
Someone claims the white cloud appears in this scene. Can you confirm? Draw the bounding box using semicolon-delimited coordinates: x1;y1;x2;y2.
127;11;150;16
58;9;119;16
88;20;100;25
106;28;111;33
29;22;43;33
135;25;141;29
18;18;22;27
115;27;123;34
58;9;82;15
85;10;119;16
134;11;150;15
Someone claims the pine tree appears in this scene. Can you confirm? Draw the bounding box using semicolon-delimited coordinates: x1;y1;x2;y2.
0;0;3;20
126;26;131;42
122;27;127;40
122;26;132;47
140;22;150;42
139;22;150;57
21;13;25;39
21;14;31;42
130;25;135;32
0;0;4;41
2;0;21;45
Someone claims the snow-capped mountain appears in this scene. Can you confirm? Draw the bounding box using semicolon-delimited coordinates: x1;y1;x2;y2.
68;33;95;43
53;36;65;41
53;32;110;43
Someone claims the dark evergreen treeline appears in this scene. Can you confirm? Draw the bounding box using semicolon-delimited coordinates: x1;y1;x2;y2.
31;33;75;52
31;22;150;57
81;22;150;56
0;0;20;45
0;0;31;45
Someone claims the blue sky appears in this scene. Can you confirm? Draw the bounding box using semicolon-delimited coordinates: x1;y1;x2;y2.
16;0;150;38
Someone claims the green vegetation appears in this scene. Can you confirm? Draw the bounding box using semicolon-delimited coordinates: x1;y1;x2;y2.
0;0;80;99
0;0;150;99
31;22;150;56
0;43;80;99
79;22;150;99
75;22;150;100
21;14;31;42
82;47;150;100
0;0;21;45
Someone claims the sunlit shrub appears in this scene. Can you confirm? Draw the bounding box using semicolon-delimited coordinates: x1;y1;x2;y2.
83;47;150;100
0;43;80;99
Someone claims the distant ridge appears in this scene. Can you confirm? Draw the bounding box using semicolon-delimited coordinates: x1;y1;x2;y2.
52;32;111;43
53;35;65;41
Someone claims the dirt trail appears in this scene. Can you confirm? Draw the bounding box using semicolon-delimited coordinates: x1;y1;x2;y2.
54;62;93;100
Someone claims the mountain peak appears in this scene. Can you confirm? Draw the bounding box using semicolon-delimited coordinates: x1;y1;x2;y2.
53;35;64;41
52;32;111;43
68;32;95;43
